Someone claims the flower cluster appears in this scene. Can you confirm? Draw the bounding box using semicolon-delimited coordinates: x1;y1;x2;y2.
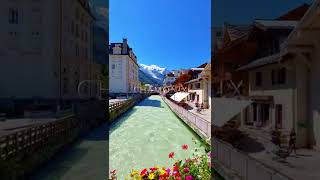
109;142;211;180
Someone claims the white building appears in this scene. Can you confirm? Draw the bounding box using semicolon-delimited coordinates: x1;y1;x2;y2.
238;0;320;148
0;0;98;100
163;72;176;86
109;39;140;93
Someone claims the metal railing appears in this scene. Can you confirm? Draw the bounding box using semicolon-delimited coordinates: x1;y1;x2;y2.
213;138;292;180
162;97;211;140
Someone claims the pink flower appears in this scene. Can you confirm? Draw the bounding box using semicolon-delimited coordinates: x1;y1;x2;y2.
207;151;211;158
169;152;175;158
166;168;171;175
182;144;188;150
183;167;189;173
186;175;193;180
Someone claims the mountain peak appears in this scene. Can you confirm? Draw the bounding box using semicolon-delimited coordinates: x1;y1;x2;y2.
139;64;170;86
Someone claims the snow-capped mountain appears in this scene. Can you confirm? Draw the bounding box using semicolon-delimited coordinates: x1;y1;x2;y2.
139;64;170;86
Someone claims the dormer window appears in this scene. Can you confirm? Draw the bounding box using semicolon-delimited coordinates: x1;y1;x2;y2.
113;46;121;54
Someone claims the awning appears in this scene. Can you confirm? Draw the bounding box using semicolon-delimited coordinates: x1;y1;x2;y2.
170;92;189;102
213;98;252;127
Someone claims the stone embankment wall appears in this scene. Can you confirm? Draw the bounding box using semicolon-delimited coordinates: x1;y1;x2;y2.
162;97;211;145
0;99;107;180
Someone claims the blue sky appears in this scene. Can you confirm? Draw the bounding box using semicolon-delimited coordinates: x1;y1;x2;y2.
110;0;211;70
213;0;313;27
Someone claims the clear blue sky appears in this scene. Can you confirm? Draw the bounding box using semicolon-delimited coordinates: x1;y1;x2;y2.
213;0;313;27
110;0;211;70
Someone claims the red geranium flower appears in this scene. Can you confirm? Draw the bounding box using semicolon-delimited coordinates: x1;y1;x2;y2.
150;167;158;172
169;152;175;158
173;165;179;171
110;169;116;175
140;168;148;176
182;144;188;150
173;170;181;177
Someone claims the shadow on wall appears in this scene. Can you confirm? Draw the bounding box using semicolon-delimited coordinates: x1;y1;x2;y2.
135;99;163;108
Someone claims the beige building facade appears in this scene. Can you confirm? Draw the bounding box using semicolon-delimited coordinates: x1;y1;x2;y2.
0;0;98;100
109;39;140;93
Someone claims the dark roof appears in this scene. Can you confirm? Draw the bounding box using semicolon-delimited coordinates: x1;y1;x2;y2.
224;23;252;41
276;3;310;21
109;42;135;57
197;63;208;68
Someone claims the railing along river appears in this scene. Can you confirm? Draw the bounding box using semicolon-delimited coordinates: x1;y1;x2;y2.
162;97;211;144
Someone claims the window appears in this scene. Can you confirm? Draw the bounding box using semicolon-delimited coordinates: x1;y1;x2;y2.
196;83;200;89
71;21;75;35
278;68;286;84
255;72;262;87
112;64;115;69
271;70;275;85
189;84;193;89
275;104;283;129
75;44;79;56
76;24;79;37
9;8;18;24
63;77;68;94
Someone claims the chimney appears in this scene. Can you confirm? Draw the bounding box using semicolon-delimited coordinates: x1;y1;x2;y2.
122;38;128;54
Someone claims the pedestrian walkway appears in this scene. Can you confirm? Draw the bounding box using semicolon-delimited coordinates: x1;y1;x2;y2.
240;127;320;180
186;102;211;123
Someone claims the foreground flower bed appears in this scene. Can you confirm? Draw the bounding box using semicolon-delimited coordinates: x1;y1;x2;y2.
109;139;211;180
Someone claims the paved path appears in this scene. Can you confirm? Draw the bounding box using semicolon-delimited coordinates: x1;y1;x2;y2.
241;127;320;180
186;102;211;122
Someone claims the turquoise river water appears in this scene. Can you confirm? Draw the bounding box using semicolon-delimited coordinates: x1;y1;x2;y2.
109;95;205;179
32;95;204;179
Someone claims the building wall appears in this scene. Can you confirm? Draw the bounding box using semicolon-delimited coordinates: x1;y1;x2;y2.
109;55;128;93
0;0;60;99
248;60;309;147
188;81;204;104
249;64;295;130
0;0;94;100
310;43;320;149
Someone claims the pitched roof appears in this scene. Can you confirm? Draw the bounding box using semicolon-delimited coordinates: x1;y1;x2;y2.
237;53;281;71
225;23;252;41
185;77;203;84
254;20;298;30
197;63;208;68
276;3;310;21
